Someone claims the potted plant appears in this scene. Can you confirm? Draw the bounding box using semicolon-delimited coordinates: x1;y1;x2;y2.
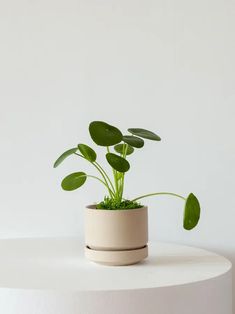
54;121;201;266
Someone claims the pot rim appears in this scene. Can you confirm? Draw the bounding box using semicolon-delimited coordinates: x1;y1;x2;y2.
86;204;147;211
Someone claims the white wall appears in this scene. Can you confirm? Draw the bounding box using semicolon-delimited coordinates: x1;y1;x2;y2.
0;0;234;309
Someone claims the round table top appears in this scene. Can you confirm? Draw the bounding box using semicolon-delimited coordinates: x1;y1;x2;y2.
0;237;231;292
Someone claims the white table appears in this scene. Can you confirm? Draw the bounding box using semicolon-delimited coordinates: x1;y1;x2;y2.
0;238;232;314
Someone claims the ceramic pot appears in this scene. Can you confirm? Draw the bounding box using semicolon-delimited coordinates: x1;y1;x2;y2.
85;205;148;266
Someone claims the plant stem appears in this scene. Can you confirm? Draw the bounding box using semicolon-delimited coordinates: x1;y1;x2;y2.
119;144;128;201
94;161;115;193
74;152;114;197
74;152;85;159
131;192;186;202
85;175;110;188
90;164;115;198
107;146;119;200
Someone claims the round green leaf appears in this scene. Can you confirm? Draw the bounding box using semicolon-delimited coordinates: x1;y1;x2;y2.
114;143;134;155
128;128;161;141
106;153;130;172
61;172;87;191
183;193;200;230
53;148;77;168
123;135;144;148
89;121;123;146
78;143;96;162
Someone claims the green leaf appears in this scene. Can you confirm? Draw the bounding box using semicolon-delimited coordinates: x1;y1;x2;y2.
183;193;201;230
123;135;144;148
128;128;161;141
61;172;87;191
89;121;123;146
106;153;130;172
53;148;78;168
114;143;134;155
78;143;96;162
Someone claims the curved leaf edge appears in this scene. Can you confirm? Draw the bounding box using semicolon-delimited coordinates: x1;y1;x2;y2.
53;148;78;168
183;193;201;230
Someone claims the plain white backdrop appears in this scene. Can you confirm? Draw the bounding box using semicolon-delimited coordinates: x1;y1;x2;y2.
0;0;234;310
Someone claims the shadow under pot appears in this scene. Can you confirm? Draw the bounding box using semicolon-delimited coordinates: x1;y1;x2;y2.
85;205;148;266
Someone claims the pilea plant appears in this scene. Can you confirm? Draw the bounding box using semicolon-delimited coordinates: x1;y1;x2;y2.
54;121;200;230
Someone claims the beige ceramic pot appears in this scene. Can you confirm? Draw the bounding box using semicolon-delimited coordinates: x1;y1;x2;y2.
85;205;148;266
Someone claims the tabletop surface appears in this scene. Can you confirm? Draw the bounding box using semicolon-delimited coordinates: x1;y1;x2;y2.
0;237;231;292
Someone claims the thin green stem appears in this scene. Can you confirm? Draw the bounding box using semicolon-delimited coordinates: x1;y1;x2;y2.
131;192;186;202
80;174;114;195
94;161;115;193
107;146;119;199
114;171;119;198
91;162;114;196
85;175;109;188
74;152;85;159
119;143;128;201
74;152;114;197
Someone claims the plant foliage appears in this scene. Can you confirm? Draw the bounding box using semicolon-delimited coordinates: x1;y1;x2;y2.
96;197;143;210
54;121;201;229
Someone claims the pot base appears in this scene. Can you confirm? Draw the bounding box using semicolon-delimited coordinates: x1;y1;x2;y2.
85;245;148;266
